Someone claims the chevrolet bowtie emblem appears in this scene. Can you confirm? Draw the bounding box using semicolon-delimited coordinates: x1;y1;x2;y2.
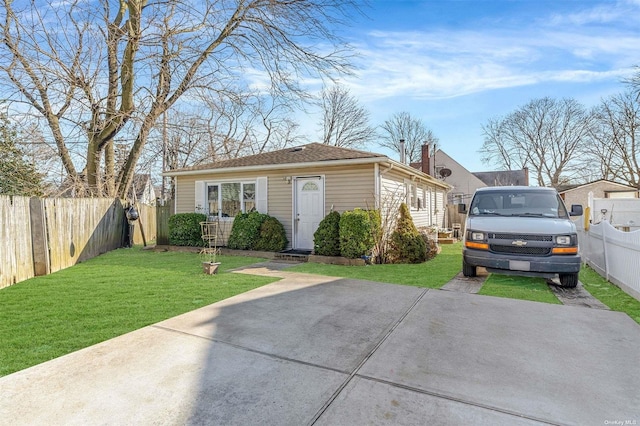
512;240;528;246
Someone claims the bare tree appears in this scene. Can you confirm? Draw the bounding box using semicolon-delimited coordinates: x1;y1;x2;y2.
379;112;438;163
141;89;304;171
319;84;376;148
588;90;640;188
0;0;360;198
480;97;590;187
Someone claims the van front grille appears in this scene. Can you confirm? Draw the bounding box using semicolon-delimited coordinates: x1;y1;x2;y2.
490;245;551;256
489;233;552;242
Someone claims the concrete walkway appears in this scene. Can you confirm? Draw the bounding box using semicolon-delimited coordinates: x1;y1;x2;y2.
1;263;638;425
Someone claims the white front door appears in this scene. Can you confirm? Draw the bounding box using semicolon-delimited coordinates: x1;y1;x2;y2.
294;176;324;250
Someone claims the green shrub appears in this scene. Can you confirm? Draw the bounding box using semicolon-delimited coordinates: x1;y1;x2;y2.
313;211;341;256
228;211;287;251
387;203;427;264
227;211;267;250
339;208;375;259
168;213;207;247
254;216;288;251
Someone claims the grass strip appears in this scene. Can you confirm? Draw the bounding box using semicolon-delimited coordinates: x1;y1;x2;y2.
478;274;561;305
580;265;640;325
288;243;462;288
0;247;274;377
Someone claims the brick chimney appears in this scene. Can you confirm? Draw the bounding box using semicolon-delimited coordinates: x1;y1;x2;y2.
421;143;431;176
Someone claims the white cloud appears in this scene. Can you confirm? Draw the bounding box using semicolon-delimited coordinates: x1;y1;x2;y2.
341;14;640;102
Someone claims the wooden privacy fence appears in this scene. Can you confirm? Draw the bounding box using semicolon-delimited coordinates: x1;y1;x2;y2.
0;196;156;289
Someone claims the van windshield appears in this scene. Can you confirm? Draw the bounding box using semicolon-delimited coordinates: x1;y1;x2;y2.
469;190;569;218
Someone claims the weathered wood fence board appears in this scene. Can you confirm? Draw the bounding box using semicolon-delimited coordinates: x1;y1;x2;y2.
0;196;157;288
155;204;172;245
133;203;156;246
0;196;33;288
45;198;126;273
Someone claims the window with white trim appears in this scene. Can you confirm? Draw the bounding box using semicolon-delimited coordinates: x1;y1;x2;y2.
207;181;255;218
406;181;418;209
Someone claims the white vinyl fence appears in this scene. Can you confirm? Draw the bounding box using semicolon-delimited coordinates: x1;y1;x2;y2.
577;219;640;301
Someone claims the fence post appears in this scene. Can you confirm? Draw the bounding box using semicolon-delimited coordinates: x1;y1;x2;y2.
156;203;172;245
602;221;609;281
29;197;50;276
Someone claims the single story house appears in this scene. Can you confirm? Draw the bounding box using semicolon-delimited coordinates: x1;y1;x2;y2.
164;143;450;250
557;179;639;208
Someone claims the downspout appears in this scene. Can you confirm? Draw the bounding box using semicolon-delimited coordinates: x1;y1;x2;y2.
374;163;380;209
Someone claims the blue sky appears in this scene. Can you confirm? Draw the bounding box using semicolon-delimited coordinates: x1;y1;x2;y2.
300;0;640;172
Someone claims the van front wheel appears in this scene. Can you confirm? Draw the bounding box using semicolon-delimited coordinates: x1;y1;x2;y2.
559;273;578;288
463;260;477;277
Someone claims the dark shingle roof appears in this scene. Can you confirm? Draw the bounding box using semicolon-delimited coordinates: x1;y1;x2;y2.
171;143;386;172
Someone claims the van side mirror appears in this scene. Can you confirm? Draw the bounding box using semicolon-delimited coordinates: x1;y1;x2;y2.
569;204;583;217
458;203;467;214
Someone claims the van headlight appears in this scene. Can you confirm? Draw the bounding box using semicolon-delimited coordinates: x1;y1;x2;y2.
555;235;572;245
469;231;485;241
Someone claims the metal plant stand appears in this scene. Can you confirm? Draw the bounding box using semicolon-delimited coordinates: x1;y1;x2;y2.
200;220;221;274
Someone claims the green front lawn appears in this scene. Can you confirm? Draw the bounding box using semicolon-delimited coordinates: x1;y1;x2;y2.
580;265;640;325
289;243;462;288
0;248;274;377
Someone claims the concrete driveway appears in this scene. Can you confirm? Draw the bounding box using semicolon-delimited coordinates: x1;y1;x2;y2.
1;263;639;425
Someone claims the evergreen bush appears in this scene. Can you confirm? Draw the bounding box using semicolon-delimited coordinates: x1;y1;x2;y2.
387;203;427;264
227;211;267;250
313;211;341;256
339;208;375;259
228;211;288;251
168;213;207;247
254;216;288;251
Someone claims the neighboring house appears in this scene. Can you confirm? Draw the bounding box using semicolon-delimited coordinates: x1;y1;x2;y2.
129;174;158;206
410;144;529;205
557;179;639;225
164;143;450;250
557;179;639;205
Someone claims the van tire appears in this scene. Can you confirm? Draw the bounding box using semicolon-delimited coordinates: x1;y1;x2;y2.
559;273;578;288
463;260;477;277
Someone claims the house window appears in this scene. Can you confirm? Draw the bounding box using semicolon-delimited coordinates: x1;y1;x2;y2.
207;181;255;218
243;183;256;212
406;182;418;209
302;182;318;191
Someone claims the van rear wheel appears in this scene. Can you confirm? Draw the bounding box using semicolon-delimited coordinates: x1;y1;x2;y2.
463;260;477;277
559;273;578;288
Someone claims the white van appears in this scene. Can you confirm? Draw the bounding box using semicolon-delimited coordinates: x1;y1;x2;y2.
458;186;583;287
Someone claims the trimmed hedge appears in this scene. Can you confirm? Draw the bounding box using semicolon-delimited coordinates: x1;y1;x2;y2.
227;212;265;250
168;213;207;247
254;216;288;251
339;208;376;259
228;211;287;251
313;211;341;256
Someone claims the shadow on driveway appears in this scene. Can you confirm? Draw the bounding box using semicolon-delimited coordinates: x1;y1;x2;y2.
0;264;638;425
